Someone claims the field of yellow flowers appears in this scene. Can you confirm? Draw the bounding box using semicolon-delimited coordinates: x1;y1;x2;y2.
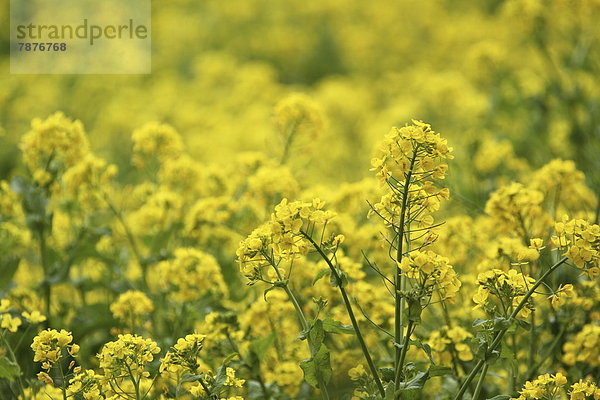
1;0;599;399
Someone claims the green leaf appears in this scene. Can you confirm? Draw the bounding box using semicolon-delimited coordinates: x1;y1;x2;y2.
396;371;429;399
515;318;531;331
407;298;422;323
213;354;238;394
329;269;348;288
0;357;21;381
500;345;514;360
322;318;354;334
485;349;501;364
379;367;395;382
249;334;275;362
492;317;511;331
409;339;434;364
486;396;511;400
428;365;453;377
384;381;396;400
263;285;280;301
473;318;489;328
308;319;325;355
299;344;332;389
312;269;330;286
180;373;205;383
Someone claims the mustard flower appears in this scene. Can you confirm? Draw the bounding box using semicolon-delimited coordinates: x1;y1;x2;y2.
31;329;77;365
110;290;154;326
97;334;160;379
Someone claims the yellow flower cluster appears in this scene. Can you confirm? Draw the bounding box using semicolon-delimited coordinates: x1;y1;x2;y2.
131;122;183;168
155;247;227;301
160;333;206;374
549;283;576;310
225;367;246;387
236;198;335;281
398;250;461;301
61;153;117;210
0;313;21;332
512;372;568;400
274;93;325;146
570;379;600;400
562;323;600;367
66;369;104;400
427;325;473;365
128;189;184;236
348;364;367;381
552;217;600;278
31;329;79;365
485;182;545;233
109;290;154;326
370;120;453;185
97;334;160;379
473;269;537;318
19;112;89;186
530;159;596;209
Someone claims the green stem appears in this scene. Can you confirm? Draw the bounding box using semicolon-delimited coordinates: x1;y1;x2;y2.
472;363;489;400
197;377;212;397
0;332;25;398
37;228;52;327
394;319;414;385
280;120;299;165
302;232;386;398
439;296;461;377
103;194;148;289
125;362;141;400
510;334;517;393
528;310;536;372
272;265;330;400
452;257;568;400
58;361;68;400
395;150;419;397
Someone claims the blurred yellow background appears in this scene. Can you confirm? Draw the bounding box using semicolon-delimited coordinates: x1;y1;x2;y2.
1;0;599;192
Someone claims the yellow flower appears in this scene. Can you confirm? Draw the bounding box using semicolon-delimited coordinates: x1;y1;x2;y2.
31;329;75;365
22;310;47;324
348;364;366;381
110;290;154;325
0;299;11;313
1;313;22;332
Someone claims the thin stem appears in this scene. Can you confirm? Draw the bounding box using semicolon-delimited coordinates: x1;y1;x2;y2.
510;334;517;393
395;150;419;397
394;319;414;385
37;228;52;327
125;362;141;400
302;232;386;398
439;297;461;377
280;120;299;165
0;332;25;398
528;310;536;372
58;361;68;400
452;257;568;400
472;363;489;400
103;194;148;289
271;264;330;400
197;376;212;397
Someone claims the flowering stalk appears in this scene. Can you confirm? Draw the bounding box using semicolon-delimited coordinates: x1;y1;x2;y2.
471;362;489;400
269;261;331;400
302;231;386;397
453;256;568;400
394;149;418;392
